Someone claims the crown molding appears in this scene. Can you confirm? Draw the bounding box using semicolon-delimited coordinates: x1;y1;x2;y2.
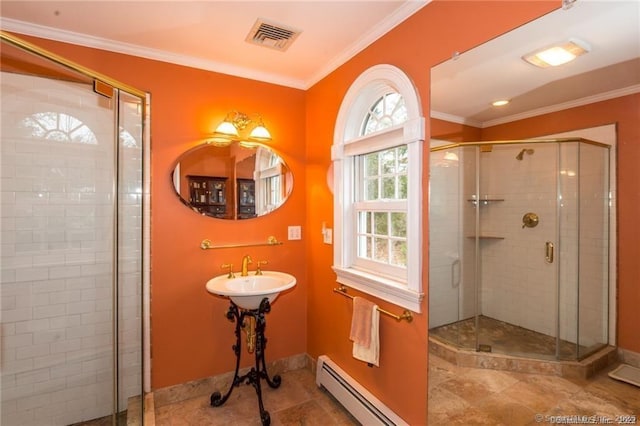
305;0;431;88
432;85;640;129
1;17;307;89
1;2;431;91
482;85;640;128
430;111;483;128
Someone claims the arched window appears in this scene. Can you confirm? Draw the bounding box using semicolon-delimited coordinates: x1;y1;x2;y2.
21;111;138;147
362;92;408;135
332;64;424;312
21;112;98;144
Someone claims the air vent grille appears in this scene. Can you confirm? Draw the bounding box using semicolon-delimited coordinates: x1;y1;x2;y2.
246;19;301;51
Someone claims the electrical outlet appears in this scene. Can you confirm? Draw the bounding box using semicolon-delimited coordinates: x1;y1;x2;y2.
288;225;302;240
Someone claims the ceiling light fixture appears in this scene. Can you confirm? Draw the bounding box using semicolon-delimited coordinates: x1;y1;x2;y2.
522;38;590;68
210;111;272;146
492;99;510;107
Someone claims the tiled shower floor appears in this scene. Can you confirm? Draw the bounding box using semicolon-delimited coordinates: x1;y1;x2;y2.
429;315;601;360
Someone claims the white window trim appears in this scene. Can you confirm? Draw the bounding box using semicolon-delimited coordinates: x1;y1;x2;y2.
332;64;424;313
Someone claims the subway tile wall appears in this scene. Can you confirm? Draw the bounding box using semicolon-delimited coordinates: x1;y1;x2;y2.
1;72;142;425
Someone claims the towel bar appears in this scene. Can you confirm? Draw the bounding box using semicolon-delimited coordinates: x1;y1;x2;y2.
333;285;413;323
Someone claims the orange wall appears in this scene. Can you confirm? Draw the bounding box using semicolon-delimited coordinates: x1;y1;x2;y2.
12;34;308;388
304;1;557;424
431;117;483;142
481;94;640;353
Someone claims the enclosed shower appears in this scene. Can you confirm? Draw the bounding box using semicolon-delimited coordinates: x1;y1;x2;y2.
429;138;611;362
1;33;147;424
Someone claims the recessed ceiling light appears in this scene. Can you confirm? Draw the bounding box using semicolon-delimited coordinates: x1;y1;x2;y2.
492;99;510;107
523;38;590;68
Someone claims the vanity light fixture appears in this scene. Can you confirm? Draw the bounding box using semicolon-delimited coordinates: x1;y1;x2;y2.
522;38;590;68
210;111;272;146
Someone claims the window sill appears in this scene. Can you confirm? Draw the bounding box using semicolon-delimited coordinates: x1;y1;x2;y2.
332;266;423;313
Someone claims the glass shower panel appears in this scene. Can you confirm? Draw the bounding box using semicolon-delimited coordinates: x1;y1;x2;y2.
460;145;479;349
576;143;609;358
428;144;467;346
428;144;479;350
117;91;144;423
558;142;580;359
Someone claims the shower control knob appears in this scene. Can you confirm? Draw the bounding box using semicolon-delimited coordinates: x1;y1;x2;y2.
522;212;539;229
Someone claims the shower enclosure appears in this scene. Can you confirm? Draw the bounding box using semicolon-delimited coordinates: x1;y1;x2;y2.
1;33;147;424
429;138;610;361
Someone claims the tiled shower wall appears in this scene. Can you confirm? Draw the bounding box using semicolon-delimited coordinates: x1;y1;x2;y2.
430;140;609;351
476;142;608;346
476;143;559;338
1;72;142;425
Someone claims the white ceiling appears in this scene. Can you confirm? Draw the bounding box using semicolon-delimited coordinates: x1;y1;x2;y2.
0;0;429;89
431;1;640;127
1;1;638;126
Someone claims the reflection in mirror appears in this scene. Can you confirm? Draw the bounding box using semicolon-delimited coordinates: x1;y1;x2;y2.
428;1;627;361
171;142;293;219
430;1;639;137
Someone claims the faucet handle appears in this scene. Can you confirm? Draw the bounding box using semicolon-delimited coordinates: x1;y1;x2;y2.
255;260;268;275
221;263;234;278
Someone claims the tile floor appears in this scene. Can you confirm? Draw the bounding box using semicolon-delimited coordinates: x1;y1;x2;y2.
153;368;358;426
149;355;639;425
429;354;640;425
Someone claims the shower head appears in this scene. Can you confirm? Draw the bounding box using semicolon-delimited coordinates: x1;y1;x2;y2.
516;148;535;160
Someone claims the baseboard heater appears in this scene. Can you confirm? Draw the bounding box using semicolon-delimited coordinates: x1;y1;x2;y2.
315;355;408;425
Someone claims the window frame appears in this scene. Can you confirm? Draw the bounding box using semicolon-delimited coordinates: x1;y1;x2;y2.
332;65;424;312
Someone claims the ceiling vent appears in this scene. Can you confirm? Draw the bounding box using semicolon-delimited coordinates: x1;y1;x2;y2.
245;18;301;52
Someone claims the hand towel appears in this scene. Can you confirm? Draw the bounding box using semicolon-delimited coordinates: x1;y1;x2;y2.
349;297;380;367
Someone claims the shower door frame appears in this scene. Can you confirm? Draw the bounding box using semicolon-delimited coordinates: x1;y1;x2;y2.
1;31;150;423
429;136;614;362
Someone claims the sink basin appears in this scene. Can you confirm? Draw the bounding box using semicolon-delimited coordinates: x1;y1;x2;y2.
206;271;296;310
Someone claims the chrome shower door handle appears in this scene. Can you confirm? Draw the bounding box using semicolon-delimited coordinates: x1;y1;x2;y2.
545;242;554;263
451;258;461;288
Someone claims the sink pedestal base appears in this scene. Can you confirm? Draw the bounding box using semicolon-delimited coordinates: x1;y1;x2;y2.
210;298;281;426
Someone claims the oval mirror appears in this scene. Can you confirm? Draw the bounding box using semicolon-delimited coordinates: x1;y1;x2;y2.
171;142;293;219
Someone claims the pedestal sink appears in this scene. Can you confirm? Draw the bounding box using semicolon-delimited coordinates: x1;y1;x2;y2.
207;270;295;425
206;271;296;310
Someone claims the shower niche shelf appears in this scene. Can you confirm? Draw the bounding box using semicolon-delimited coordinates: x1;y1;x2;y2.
467;197;504;205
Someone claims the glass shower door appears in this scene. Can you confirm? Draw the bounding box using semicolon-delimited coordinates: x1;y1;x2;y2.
429;144;468;347
1;35;144;425
475;142;560;360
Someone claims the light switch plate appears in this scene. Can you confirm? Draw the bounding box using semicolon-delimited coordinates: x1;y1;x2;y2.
288;225;302;240
323;228;333;245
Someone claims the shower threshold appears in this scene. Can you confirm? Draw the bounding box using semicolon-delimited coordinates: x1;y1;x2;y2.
429;316;617;379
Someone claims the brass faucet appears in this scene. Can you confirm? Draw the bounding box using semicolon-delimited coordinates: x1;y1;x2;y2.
241;255;252;277
255;260;268;275
221;263;234;279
